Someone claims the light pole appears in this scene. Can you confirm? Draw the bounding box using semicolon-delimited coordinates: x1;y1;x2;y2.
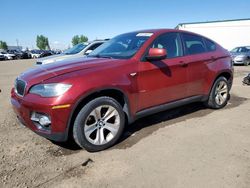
16;39;19;50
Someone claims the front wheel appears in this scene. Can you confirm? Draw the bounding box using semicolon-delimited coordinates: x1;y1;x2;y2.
244;58;250;66
73;97;125;152
205;76;230;109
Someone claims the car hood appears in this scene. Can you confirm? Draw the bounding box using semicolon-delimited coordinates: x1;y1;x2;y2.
232;54;248;60
37;53;81;64
19;57;118;87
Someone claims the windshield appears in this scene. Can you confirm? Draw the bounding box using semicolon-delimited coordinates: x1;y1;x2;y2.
230;48;238;53
231;47;250;53
63;43;88;55
88;32;153;59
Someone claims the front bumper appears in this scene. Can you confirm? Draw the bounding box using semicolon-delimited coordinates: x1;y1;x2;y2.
11;89;72;142
233;58;248;65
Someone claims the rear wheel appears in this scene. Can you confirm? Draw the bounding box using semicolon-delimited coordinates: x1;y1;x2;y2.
205;76;229;109
73;97;125;152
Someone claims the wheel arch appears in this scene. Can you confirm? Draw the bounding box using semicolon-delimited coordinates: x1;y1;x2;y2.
215;71;232;81
65;88;133;141
208;70;233;95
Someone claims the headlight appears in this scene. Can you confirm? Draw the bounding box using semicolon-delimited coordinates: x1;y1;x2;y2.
29;83;72;97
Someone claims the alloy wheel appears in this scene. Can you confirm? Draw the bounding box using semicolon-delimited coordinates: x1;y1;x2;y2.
215;81;228;105
84;105;120;145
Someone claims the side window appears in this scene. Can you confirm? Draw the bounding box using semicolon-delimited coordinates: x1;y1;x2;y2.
151;33;183;58
204;38;216;52
238;47;250;53
182;33;206;55
88;43;103;51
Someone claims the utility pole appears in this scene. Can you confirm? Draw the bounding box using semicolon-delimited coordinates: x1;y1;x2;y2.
16;39;19;50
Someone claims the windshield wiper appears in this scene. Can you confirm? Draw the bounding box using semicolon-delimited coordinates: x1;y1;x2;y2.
88;54;113;59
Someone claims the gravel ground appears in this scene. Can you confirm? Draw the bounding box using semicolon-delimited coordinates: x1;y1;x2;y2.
0;59;250;188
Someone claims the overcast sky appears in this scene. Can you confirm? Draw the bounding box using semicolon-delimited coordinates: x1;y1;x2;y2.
1;0;250;50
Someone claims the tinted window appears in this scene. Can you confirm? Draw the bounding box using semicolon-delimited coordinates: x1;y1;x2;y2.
89;32;151;59
151;33;183;58
204;38;216;52
230;48;238;53
88;42;103;51
231;47;250;53
182;33;206;55
63;43;88;55
238;47;250;53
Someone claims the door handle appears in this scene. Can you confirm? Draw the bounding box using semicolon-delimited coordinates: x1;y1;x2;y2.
211;56;216;61
179;61;188;67
130;72;137;77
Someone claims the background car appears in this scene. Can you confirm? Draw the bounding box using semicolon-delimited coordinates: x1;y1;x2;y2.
0;53;5;60
30;50;43;58
0;51;16;60
7;50;31;59
53;50;62;54
36;40;108;65
20;51;32;59
230;46;250;65
39;50;54;58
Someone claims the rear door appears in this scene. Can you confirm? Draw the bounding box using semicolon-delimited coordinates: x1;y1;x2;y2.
181;33;211;96
137;32;188;111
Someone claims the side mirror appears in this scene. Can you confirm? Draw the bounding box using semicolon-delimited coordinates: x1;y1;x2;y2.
146;48;167;61
85;49;93;55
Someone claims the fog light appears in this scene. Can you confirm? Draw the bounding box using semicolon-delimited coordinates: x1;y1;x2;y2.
31;112;51;129
39;116;51;126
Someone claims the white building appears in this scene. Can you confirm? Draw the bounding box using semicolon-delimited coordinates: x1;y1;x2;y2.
176;18;250;50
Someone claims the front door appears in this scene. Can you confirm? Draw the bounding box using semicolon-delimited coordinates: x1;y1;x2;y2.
137;32;188;111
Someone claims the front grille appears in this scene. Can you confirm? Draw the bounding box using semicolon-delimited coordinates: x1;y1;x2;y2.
15;78;26;97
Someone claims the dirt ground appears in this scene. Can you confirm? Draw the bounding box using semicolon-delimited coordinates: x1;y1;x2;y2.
0;59;250;188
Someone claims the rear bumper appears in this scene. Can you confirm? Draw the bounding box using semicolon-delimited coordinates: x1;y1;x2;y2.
11;89;71;142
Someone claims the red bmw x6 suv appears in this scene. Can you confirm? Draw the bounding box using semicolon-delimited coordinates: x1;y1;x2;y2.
11;29;233;152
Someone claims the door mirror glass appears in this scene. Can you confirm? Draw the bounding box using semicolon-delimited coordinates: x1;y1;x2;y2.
85;49;93;55
146;48;167;61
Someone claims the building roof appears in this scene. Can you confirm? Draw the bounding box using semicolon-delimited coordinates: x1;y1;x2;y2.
176;18;250;28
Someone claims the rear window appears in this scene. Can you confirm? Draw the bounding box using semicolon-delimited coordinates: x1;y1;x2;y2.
182;33;206;55
204;38;216;52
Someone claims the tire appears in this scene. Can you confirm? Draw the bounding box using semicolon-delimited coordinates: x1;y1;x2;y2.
73;96;125;152
244;57;250;66
205;76;230;109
